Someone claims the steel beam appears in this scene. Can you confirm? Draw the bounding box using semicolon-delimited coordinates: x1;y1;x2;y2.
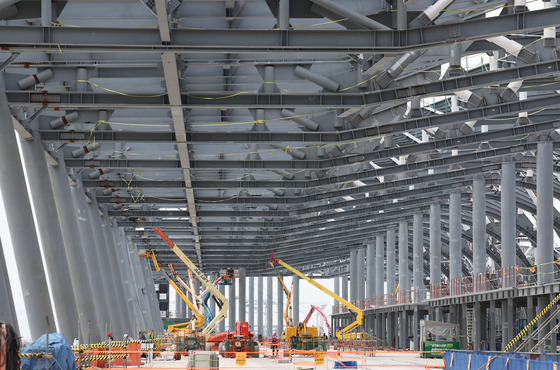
1;9;559;53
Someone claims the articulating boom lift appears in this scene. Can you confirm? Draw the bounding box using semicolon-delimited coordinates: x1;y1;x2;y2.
270;254;363;339
153;227;229;337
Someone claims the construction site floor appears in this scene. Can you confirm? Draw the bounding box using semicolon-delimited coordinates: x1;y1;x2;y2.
129;351;445;370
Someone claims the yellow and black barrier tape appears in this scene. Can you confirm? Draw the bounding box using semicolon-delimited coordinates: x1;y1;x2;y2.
19;352;52;358
504;292;560;351
77;354;128;362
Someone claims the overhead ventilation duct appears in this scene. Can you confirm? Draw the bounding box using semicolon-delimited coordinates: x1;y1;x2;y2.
499;80;523;102
270;143;306;159
71;143;101;157
413;0;455;26
514;0;528;13
294;65;339;92
102;188;115;196
310;0;391;30
272;169;294;180
268;189;285;196
88;168;114;179
454;90;483;107
18;68;54;89
280;109;319;131
376;51;423;89
50;111;80;129
488;36;535;64
543;0;556;47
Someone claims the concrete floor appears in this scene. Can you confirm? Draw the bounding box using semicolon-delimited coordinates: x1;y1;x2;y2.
132;350;445;370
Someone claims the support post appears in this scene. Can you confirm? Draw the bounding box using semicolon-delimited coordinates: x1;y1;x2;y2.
366;243;375;300
48;156;101;342
501;160;517;278
19;131;80;341
449;191;462;282
293;275;299;323
0;240;18;331
267;276;273;337
239;268;246;322
472;176;487;286
229;280;236;330
537;139;554;284
412;212;423;301
248;276;254;327
277;277;284;335
376;235;384;298
399;220;410;296
0;76;54;339
258;276;263;337
357;247;366;302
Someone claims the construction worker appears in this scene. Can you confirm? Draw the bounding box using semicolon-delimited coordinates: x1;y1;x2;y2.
271;333;279;356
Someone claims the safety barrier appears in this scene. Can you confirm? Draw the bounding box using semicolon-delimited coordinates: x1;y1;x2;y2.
444;351;560;370
504;291;560;352
333;265;526;314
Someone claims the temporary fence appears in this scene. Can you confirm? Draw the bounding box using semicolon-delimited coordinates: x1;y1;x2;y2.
333;261;560;314
444;351;560;370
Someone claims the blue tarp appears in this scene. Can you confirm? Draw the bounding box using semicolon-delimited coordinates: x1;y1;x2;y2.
21;333;77;370
444;351;560;370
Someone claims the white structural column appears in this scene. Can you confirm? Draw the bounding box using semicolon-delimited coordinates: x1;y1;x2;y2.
146;264;165;335
333;276;340;306
18;129;79;341
128;242;153;332
142;259;164;335
449;191;462;282
472;176;487;290
293;275;300;323
248;276;254;327
218;283;226;332
0;240;18;331
87;198;125;337
366;243;375;299
350;250;358;302
229;280;236;330
386;228;397;296
357;248;366;302
430;202;442;285
112;228;136;331
101;214;133;334
267;276;273;337
258;276;264;337
501;160;517;273
537;139;554;284
412;212;423;301
49;156;101;342
239;268;246;322
398;221;410;295
341;275;349;301
0;77;54;339
277;278;284;335
375;235;385;297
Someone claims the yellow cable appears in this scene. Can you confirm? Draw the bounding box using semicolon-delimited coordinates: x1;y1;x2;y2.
76;80;166;98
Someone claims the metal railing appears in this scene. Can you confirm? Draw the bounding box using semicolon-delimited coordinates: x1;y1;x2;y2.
333;265;525;314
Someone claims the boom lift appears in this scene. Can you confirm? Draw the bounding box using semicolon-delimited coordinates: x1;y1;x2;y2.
277;276;293;328
270;254;364;340
303;305;332;336
153;227;229;338
159;268;205;334
276;273;323;351
139;249;160;272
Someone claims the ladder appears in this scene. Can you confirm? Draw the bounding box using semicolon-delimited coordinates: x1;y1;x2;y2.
466;307;474;347
531;320;560;353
